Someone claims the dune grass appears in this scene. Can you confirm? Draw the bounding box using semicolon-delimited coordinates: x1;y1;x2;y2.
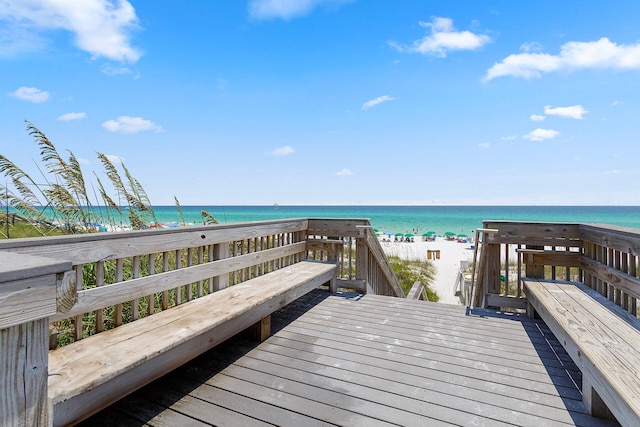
388;256;439;302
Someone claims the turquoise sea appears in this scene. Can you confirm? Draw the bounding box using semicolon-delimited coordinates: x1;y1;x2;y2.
152;206;640;236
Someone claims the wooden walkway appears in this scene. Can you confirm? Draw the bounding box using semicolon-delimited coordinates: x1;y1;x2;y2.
79;290;618;426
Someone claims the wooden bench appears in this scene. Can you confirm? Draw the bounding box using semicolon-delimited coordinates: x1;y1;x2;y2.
523;278;640;426
48;260;337;426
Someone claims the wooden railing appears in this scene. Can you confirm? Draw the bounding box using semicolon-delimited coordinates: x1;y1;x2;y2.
1;218;401;346
0;218;401;426
473;221;640;314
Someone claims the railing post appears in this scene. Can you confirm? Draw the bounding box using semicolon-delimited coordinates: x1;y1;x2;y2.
0;252;73;427
525;245;545;279
213;242;230;291
356;237;368;292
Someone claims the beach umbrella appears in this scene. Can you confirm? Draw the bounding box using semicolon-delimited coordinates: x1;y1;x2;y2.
373;228;380;233
444;231;455;236
457;234;468;238
426;231;436;235
405;233;415;237
394;233;404;237
421;232;431;237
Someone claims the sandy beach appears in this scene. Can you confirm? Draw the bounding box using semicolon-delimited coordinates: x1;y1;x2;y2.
379;238;476;304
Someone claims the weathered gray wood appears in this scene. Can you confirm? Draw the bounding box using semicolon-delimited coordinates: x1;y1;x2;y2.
363;228;403;297
0;219;308;265
524;278;640;426
406;280;426;300
484;293;528;310
579;255;640;300
49;260;337;426
0;251;72;283
80;290;619;426
0;318;49;427
307;218;369;238
51;241;307;321
0;253;72;329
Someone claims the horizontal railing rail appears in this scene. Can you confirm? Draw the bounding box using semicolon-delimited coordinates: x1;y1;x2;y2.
474;221;640;315
0;218;403;349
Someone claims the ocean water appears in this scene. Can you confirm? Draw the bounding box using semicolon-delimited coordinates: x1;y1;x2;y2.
152;205;640;236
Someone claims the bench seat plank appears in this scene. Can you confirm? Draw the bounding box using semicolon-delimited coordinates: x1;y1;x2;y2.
524;278;640;426
49;260;337;426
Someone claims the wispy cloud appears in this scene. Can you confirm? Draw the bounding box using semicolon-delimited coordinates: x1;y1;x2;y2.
9;86;49;103
389;17;491;57
271;146;295;156
544;105;588;119
523;128;560;141
485;37;640;80
0;0;142;62
530;114;545;121
362;95;395;111
58;112;86;121
335;168;354;176
248;0;351;20
102;116;163;134
478;142;490;149
101;64;134;76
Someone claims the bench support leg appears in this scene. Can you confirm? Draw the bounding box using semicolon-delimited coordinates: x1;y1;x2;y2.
248;315;271;342
329;277;337;293
583;376;615;421
526;300;536;320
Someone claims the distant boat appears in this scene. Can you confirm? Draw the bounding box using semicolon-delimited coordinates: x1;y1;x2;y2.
273;203;279;209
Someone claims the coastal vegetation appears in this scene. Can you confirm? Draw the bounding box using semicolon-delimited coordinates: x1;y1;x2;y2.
0;121;217;238
388;256;439;302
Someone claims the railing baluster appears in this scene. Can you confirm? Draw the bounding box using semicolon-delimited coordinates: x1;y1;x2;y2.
115;259;123;326
132;256;140;320
95;261;105;333
147;253;155;316
175;249;182;305
74;264;83;341
187;247;194;300
162;251;169;310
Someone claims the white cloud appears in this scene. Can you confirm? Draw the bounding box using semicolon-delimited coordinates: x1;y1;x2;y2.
101;64;133;76
248;0;350;20
530;114;545;121
102;116;163;134
9;86;49;102
57;112;86;121
544;105;588;119
478;142;490;149
523;128;560;141
611;100;623;106
362;95;395;111
501;135;517;141
486;37;640;80
0;0;142;62
335;168;354;176
390;16;491;57
271;146;294;156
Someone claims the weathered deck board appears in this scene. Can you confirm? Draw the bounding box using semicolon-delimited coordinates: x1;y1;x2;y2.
80;290;618;427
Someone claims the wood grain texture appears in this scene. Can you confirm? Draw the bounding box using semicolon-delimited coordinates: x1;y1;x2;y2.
524;278;640;426
81;290;615;427
49;260;337;426
0;319;49;427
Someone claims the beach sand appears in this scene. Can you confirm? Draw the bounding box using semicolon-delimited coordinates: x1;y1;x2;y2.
379;238;476;304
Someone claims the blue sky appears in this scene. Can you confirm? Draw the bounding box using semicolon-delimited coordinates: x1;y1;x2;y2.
1;0;640;206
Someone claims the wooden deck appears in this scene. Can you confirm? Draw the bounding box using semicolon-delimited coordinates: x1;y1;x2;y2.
79;290;618;427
